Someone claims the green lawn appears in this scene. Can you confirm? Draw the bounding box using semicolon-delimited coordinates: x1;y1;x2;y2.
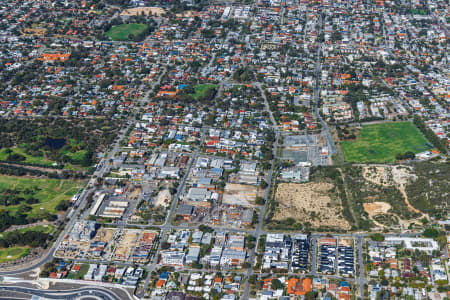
0;225;54;263
63;163;90;172
106;23;149;41
0;176;86;218
192;84;217;99
17;224;55;234
61;149;87;164
341;122;430;163
0;246;30;263
0;224;54;239
0;147;55;166
61;139;88;164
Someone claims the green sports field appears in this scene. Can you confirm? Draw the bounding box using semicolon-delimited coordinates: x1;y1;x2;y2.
341;122;430;163
106;23;149;41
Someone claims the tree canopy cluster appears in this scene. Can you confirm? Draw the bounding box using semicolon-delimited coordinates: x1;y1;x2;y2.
0;229;50;248
413;115;447;153
0;207;55;232
0;117;121;167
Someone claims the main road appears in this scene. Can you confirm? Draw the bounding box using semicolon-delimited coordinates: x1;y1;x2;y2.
241;83;279;300
0;103;135;277
0;285;121;300
0;40;169;277
313;10;336;156
138;126;208;298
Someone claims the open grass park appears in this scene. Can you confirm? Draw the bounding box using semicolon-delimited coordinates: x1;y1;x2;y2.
341;122;430;163
0;225;55;263
0;246;30;263
106;23;149;41
0;176;86;218
192;84;217;99
16;224;55;234
0;147;55;166
0;143;88;167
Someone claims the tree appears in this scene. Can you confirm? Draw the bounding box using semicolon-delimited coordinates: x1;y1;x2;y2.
198;224;213;233
423;228;439;238
396;151;415;160
370;233;385;242
202;87;216;101
56;200;70;211
413;115;447;153
255;197;264;205
181;85;195;95
404;151;415;159
259;180;268;189
271;279;284;290
305;291;316;300
420;217;429;225
191;262;203;269
161;241;170;250
201;29;215;39
331;30;342;41
7;153;26;162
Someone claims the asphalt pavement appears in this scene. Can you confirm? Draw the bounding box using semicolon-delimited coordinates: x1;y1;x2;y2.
0;286;121;300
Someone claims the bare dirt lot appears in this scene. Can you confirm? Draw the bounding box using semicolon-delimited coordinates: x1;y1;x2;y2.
114;230;140;261
222;183;263;207
363;202;392;217
155;189;171;207
120;7;165;17
274;182;351;230
362;165;421;214
362;165;416;187
175;10;197;17
338;237;353;247
94;227;115;243
361;165;424;228
23;28;47;36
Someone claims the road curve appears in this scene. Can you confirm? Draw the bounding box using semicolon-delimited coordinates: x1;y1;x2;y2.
0;285;122;300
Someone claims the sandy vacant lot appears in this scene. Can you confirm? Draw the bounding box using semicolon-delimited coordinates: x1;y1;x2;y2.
338;238;353;247
362;165;424;228
362;165;416;187
23;28;47;36
362;165;421;214
363;202;391;217
175;10;197;17
222;183;263;207
155;189;171;207
274;182;351;230
121;7;165;17
114;230;140;261
93;227;115;243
